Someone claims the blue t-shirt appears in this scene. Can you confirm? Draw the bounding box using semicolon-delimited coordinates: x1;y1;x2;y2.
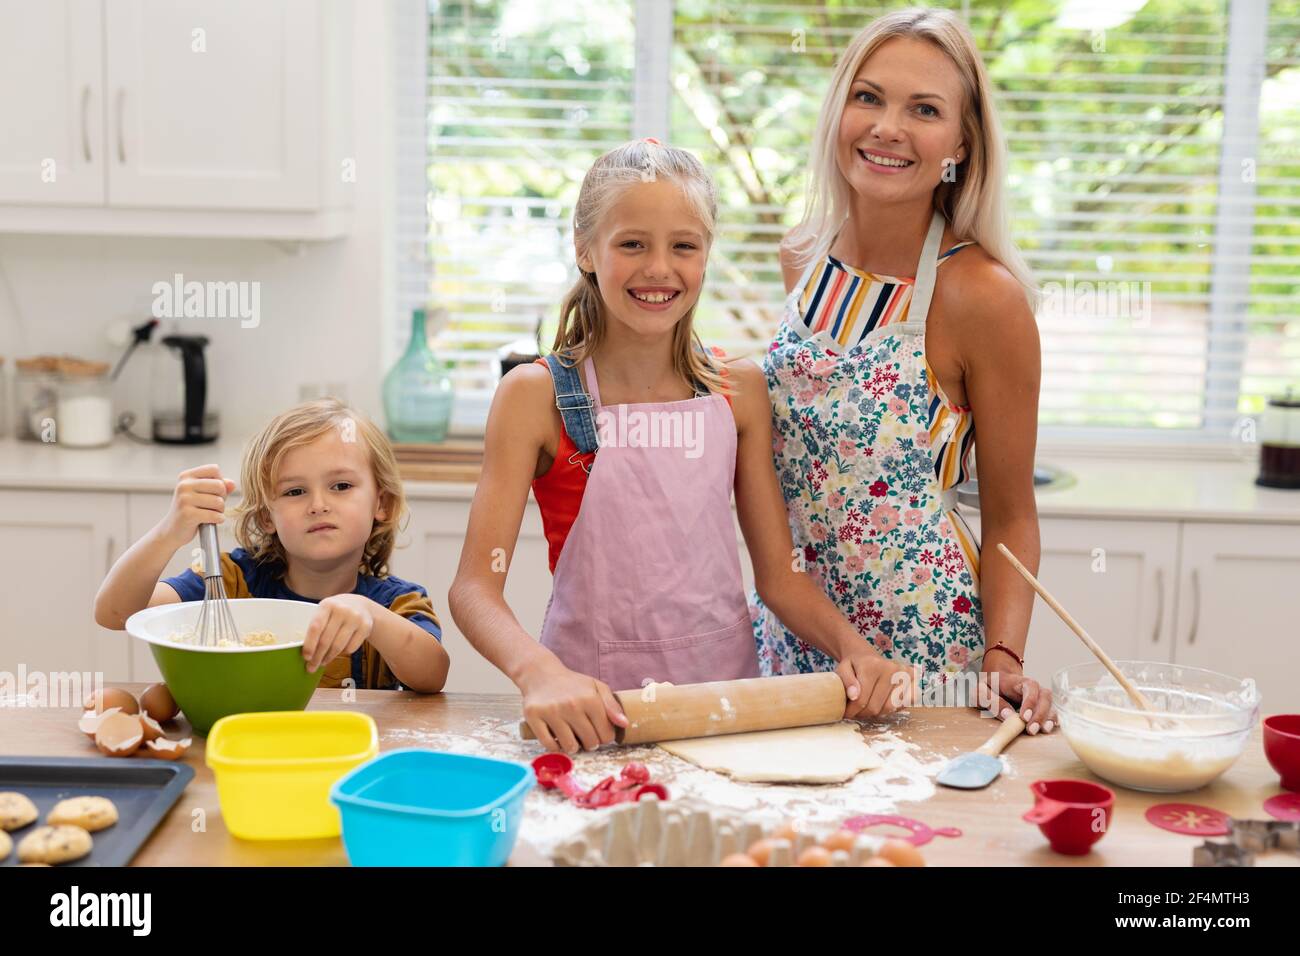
162;547;442;690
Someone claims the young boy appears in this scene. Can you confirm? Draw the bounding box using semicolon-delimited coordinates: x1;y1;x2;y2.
95;400;449;692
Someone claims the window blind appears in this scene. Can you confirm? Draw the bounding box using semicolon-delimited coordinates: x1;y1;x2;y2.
399;0;1298;441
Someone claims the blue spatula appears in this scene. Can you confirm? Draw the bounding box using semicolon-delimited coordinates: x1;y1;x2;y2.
936;712;1027;789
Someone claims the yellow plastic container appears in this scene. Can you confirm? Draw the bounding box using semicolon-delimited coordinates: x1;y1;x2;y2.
206;711;379;840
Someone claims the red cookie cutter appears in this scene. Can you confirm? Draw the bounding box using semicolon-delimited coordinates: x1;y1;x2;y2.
842;813;962;847
1144;802;1231;836
1263;792;1300;822
531;754;669;809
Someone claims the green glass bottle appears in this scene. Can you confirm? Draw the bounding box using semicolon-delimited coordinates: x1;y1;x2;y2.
382;308;454;443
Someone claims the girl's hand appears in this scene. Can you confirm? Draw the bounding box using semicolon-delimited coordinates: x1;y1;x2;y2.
836;648;914;720
303;594;374;674
979;657;1057;734
157;464;236;549
519;664;627;754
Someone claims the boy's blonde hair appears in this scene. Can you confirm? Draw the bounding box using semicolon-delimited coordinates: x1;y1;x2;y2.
233;399;406;578
787;6;1037;308
554;139;731;395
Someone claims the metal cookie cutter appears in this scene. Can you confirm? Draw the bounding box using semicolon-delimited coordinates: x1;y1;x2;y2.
1228;817;1300;853
1193;841;1256;867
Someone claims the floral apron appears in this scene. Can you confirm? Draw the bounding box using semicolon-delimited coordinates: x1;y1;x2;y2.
750;210;985;690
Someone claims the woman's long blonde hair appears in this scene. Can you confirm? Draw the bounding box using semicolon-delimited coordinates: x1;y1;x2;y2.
552;139;730;395
233;399;407;579
788;6;1036;307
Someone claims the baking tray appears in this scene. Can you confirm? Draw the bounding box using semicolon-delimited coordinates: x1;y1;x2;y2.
0;756;194;867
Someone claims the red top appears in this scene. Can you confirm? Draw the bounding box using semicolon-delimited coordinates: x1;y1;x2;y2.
530;352;732;574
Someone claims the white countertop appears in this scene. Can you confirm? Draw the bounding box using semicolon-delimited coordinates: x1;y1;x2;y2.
0;436;1297;523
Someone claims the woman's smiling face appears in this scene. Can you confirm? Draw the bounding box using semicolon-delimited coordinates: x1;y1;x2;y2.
837;36;968;206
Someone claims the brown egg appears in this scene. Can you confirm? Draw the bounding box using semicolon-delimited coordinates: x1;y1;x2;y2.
77;707;121;739
771;818;803;842
820;830;858;853
94;712;144;757
747;838;778;867
719;853;760;867
143;737;192;760
85;688;139;716
797;846;833;867
140;683;178;723
860;857;896;867
877;839;926;867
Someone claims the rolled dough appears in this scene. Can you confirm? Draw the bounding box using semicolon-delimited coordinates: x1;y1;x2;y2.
658;721;884;784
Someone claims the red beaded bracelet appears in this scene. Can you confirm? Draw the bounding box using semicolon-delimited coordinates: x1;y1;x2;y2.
985;642;1024;668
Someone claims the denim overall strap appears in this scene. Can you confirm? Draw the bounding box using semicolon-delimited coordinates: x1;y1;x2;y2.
545;351;600;454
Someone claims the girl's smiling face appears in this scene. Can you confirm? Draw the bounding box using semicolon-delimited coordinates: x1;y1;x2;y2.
837;36;968;206
263;428;387;568
578;178;709;338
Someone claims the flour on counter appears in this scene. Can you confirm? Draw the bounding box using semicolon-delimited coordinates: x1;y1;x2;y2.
380;718;949;859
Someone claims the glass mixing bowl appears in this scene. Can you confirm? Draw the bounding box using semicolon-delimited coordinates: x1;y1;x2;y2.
1053;661;1259;793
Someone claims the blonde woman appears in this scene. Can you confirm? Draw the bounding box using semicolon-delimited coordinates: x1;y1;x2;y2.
95;399;449;693
752;7;1056;733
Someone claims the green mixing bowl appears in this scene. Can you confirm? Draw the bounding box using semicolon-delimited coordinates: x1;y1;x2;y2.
126;599;326;735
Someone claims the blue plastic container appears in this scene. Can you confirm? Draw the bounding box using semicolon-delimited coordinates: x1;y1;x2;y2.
329;749;534;866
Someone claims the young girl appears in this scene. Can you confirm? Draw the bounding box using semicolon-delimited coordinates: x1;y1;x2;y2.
450;140;912;754
95;399;449;693
752;8;1056;733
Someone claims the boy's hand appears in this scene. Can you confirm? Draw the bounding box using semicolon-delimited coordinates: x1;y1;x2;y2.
157;464;236;550
519;663;627;753
836;647;914;720
303;594;374;674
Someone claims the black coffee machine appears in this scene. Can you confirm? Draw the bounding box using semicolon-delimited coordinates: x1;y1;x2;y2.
152;334;220;444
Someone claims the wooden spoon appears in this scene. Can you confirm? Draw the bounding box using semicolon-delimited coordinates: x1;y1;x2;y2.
996;542;1172;730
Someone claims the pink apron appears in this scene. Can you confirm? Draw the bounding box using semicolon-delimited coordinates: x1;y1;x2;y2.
538;354;760;692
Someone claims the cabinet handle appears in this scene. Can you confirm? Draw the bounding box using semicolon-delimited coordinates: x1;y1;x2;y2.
115;88;126;164
1187;568;1201;646
1151;567;1164;644
80;86;92;162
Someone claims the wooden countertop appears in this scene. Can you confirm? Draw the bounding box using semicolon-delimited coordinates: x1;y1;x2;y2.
3;686;1293;866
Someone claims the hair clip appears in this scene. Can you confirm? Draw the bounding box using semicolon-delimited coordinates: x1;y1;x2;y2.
643;137;662;146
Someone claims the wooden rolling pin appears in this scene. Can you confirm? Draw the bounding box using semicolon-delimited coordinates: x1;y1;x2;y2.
518;672;846;745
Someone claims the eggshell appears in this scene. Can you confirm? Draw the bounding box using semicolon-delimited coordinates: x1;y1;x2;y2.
719;853;760;867
878;839;925;867
143;737;192;760
140;683;179;723
138;713;165;743
77;707;122;739
771;819;802;842
85;687;138;716
860;858;896;867
94;712;144;757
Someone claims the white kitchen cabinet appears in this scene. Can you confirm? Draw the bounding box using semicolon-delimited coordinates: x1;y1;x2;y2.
0;0;352;239
0;0;104;204
396;499;551;695
958;511;1181;688
106;0;322;210
0;489;130;682
1174;522;1300;711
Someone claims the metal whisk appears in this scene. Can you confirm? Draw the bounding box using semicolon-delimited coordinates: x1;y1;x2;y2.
195;523;240;647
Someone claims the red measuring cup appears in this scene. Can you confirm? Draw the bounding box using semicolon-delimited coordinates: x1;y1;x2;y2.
1022;779;1114;855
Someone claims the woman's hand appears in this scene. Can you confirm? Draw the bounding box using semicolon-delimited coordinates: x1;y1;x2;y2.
980;655;1056;734
303;594;375;673
836;647;914;720
519;663;628;754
